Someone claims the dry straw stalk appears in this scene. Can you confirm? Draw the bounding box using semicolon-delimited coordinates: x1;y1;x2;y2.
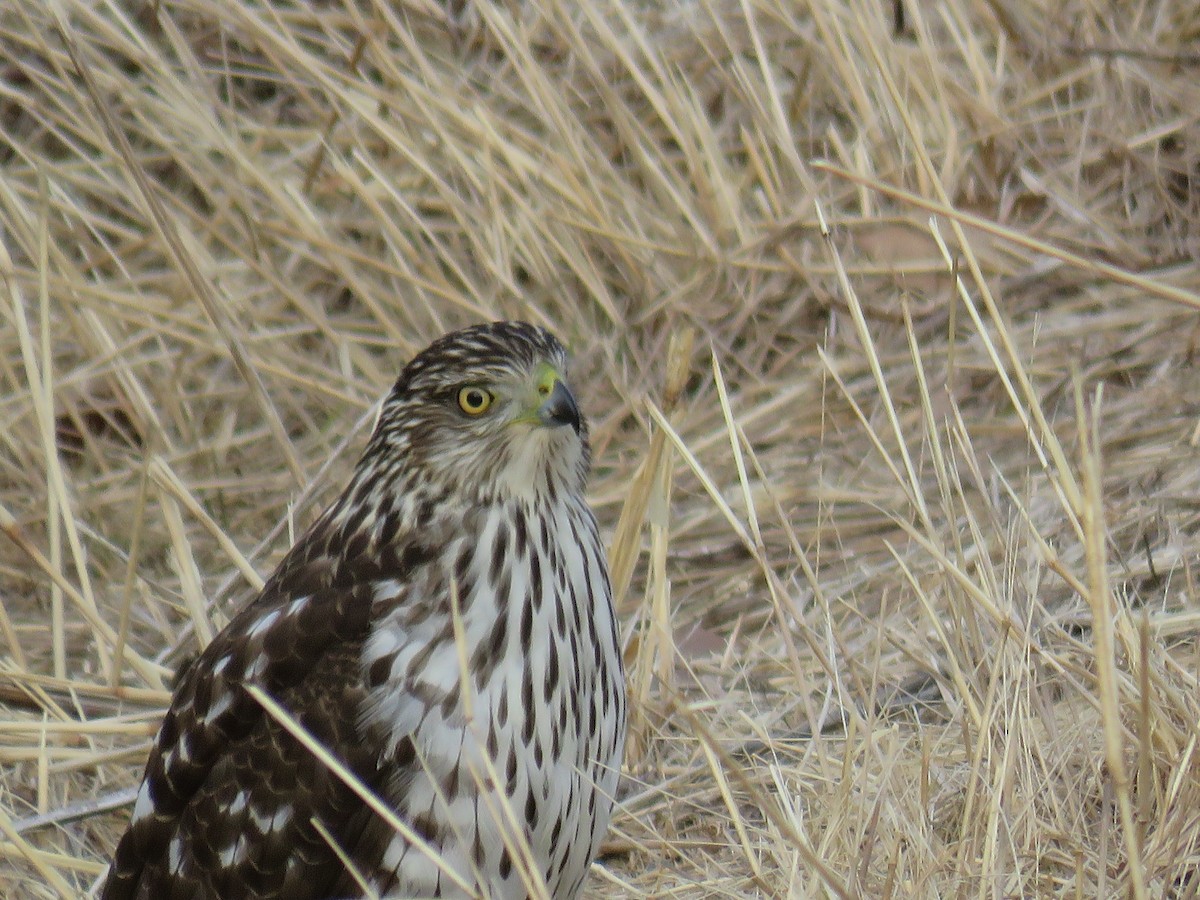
1;0;1199;896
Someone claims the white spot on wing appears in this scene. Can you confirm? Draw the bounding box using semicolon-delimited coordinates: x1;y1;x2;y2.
217;835;249;868
132;780;154;823
246;609;281;639
249;803;289;834
168;835;183;873
372;579;404;603
229;791;248;815
268;805;293;833
202;689;233;723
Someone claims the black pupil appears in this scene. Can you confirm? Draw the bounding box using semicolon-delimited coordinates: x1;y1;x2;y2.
466;390;484;409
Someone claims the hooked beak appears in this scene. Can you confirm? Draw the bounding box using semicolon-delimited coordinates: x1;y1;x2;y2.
537;378;581;434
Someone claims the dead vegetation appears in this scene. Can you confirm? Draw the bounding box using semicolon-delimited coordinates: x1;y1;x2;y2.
1;0;1200;896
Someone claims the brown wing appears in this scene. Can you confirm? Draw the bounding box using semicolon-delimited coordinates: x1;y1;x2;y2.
102;522;398;900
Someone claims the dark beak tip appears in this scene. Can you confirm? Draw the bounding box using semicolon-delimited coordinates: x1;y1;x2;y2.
540;382;582;433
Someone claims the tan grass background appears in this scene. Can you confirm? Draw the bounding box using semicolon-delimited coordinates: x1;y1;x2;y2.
2;0;1200;896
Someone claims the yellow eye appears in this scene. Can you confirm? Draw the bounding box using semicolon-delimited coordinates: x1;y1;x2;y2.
457;386;494;416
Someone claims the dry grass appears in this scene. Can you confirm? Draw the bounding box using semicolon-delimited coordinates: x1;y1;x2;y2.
1;0;1199;896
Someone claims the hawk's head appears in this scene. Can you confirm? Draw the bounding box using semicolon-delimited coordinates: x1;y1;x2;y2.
364;321;591;503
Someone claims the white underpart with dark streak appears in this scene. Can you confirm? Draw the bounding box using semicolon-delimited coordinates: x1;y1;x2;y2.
360;491;624;899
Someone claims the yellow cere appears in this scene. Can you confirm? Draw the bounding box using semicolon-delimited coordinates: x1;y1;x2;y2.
534;361;561;399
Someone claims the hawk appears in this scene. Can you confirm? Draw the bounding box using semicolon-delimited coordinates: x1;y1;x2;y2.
102;321;627;899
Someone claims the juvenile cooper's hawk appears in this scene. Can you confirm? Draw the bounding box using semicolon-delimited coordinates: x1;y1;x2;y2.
102;322;627;899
